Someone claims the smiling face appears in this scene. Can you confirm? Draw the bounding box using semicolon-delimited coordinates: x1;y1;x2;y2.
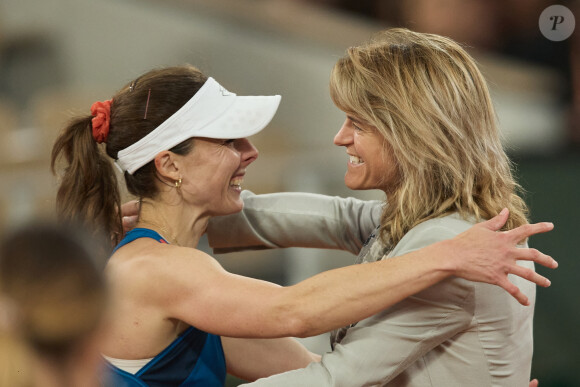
333;115;398;193
177;137;258;216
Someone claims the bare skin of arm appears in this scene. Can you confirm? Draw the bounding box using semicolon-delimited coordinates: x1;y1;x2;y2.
114;210;554;340
122;201;556;304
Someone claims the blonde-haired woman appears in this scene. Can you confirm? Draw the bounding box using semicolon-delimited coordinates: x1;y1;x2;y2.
208;28;550;386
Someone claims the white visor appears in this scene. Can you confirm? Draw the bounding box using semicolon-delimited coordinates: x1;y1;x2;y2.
116;77;281;174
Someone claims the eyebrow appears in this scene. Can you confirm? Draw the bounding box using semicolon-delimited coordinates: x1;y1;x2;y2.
347;115;372;127
347;115;362;124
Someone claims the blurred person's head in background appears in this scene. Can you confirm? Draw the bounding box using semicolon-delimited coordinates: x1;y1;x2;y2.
0;223;108;387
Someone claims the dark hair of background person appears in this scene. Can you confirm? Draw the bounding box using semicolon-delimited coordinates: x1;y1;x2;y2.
0;222;108;387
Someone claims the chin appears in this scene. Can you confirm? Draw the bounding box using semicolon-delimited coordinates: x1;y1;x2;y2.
344;179;363;191
210;201;243;218
225;200;244;215
346;180;376;191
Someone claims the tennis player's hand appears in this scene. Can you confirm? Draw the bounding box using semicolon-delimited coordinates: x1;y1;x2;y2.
450;208;557;306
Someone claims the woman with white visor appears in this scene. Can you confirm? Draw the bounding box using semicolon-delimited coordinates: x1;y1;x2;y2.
51;65;556;386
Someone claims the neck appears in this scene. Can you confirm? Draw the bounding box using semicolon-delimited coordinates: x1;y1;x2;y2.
137;196;209;248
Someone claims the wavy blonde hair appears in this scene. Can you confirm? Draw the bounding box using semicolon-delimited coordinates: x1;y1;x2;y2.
330;28;528;247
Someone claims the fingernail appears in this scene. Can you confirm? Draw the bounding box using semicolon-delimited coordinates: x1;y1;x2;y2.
545;279;551;287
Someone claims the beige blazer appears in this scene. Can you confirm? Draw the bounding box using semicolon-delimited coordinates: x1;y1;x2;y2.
208;191;536;386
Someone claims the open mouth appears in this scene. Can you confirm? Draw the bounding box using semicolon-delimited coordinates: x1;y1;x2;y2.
349;155;364;165
229;176;243;190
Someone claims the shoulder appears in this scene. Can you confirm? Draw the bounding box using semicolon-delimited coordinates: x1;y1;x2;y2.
404;214;474;241
389;214;475;258
106;240;221;304
110;238;216;268
384;215;478;312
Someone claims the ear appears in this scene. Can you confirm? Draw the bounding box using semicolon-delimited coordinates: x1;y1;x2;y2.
154;151;181;181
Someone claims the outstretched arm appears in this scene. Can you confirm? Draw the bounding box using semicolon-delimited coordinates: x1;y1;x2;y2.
145;209;555;341
207;191;383;255
124;191;382;253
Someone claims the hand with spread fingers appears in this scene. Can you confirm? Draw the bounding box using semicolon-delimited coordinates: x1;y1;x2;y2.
449;208;556;306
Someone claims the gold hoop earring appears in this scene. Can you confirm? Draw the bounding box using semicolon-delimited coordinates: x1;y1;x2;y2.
175;178;182;189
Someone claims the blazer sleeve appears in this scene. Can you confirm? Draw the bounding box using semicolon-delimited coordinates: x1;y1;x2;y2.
207;190;383;255
240;221;474;387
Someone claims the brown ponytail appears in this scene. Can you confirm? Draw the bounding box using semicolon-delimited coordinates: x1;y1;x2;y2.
51;115;122;246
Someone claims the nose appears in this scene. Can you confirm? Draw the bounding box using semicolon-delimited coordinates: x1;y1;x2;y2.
237;138;259;166
334;119;353;147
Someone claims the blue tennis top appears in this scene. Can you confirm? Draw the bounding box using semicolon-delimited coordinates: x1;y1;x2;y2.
104;228;226;387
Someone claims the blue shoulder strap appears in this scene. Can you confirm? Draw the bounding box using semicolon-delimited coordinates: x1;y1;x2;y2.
113;228;169;253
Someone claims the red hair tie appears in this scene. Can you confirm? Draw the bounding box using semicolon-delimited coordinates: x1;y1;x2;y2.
90;99;113;143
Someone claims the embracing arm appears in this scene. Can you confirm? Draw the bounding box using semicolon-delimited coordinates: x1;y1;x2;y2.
207;191;383;255
150;210;554;339
239;219;537;386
